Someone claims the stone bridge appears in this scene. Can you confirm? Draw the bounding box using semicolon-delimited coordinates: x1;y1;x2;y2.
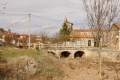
33;43;88;59
33;43;120;60
47;48;86;59
47;48;120;61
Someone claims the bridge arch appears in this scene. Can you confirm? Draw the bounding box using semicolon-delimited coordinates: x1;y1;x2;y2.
60;51;71;58
74;51;84;58
48;51;55;55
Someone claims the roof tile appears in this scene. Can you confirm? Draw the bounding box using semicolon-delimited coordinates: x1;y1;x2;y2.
113;22;120;28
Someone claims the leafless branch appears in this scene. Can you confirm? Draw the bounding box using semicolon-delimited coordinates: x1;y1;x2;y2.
82;0;120;47
0;2;7;13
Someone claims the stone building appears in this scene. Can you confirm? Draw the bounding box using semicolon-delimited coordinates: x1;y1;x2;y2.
70;29;94;47
109;22;120;50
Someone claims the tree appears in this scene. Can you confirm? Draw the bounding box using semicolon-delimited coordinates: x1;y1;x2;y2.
0;28;5;33
31;35;37;43
82;0;120;47
59;22;72;44
4;34;12;46
82;0;120;80
39;30;49;44
0;28;5;40
51;32;61;44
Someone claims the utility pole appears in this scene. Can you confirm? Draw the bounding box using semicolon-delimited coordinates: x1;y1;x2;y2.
28;14;31;49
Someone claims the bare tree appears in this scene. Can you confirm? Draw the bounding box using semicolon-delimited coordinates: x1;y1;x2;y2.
82;0;120;79
39;30;49;44
4;33;12;46
0;2;7;13
31;34;37;43
52;32;61;44
82;0;120;47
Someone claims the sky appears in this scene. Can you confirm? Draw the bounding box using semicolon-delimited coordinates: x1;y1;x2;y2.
0;0;119;37
0;0;87;36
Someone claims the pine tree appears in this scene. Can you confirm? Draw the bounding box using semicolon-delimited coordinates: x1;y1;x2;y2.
59;22;72;44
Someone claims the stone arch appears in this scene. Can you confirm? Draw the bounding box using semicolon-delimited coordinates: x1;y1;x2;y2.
60;51;71;58
74;51;84;58
47;51;55;55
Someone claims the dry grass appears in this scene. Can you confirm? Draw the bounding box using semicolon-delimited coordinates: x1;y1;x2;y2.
0;47;63;80
0;47;120;80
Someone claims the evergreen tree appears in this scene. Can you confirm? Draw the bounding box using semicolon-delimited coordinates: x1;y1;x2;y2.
59;22;72;44
0;28;5;33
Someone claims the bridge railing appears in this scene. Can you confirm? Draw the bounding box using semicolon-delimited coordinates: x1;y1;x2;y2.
33;43;85;50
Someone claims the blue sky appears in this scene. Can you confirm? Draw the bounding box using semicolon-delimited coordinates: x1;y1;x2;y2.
0;0;119;36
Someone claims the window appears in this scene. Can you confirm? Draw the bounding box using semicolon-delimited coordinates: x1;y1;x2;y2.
88;40;91;46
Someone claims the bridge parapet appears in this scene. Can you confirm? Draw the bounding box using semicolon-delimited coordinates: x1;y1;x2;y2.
33;43;85;50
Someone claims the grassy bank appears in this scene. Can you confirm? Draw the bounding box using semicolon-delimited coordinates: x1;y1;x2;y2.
0;47;63;80
2;49;40;60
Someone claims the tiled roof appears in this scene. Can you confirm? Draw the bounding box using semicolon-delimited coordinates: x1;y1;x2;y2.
71;29;107;33
70;34;93;38
70;29;96;38
71;29;95;33
21;34;28;36
113;22;120;28
3;32;18;35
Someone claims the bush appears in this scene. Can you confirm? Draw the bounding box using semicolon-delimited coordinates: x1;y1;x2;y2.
0;52;15;79
0;63;15;79
36;46;39;51
0;52;7;63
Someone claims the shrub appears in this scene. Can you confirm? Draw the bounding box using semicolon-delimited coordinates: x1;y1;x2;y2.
0;52;7;63
0;63;16;79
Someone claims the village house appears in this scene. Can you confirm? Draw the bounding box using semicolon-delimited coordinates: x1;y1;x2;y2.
2;32;19;45
70;29;109;48
63;17;94;47
16;34;29;46
109;22;120;50
0;30;29;46
70;29;94;47
0;29;41;47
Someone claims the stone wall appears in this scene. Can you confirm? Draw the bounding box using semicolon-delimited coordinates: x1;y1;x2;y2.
84;48;120;61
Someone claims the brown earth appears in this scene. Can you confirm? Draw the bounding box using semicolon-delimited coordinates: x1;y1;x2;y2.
0;50;120;80
28;54;120;80
55;57;120;80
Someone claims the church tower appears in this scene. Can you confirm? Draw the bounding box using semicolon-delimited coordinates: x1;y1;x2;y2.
64;17;73;31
